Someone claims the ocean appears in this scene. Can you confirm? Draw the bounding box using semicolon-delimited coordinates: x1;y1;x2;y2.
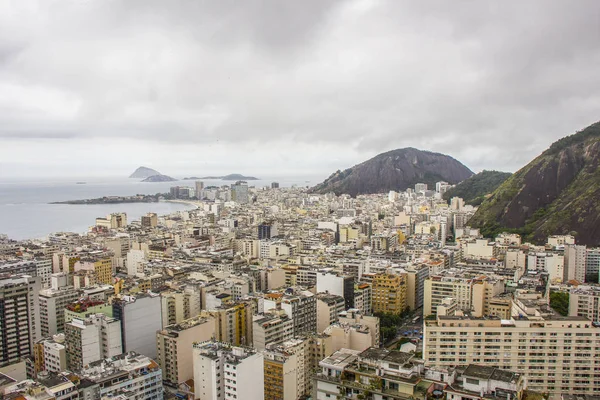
0;176;315;241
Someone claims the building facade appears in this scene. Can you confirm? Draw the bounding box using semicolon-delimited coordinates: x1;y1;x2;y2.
193;341;264;400
372;272;407;315
0;275;41;367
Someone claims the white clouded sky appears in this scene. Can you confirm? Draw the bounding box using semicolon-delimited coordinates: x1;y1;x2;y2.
1;0;599;179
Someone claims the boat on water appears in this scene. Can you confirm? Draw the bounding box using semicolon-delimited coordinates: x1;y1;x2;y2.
76;182;87;184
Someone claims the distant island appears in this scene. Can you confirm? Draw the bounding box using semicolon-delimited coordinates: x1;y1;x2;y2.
142;174;177;182
129;166;161;179
183;173;259;181
51;194;161;205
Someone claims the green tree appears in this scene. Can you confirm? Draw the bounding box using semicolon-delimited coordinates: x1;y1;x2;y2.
549;291;569;316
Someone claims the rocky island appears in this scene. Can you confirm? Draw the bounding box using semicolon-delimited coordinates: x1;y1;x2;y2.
142;174;177;182
129;166;161;179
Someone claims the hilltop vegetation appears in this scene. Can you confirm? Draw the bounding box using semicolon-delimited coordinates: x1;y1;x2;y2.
442;170;511;206
468;121;600;245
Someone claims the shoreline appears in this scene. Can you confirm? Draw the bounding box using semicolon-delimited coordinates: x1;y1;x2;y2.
164;199;201;208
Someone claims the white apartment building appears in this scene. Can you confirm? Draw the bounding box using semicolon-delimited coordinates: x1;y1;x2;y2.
79;352;163;399
423;274;504;317
39;286;80;337
193;341;264;400
526;252;564;283
564;244;587;283
64;314;122;371
353;283;372;315
41;336;68;373
424;314;600;395
126;249;145;276
424;275;473;316
252;312;294;351
569;287;600;322
35;258;53;288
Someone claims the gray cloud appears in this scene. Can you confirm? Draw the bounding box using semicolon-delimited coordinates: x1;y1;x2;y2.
0;0;599;177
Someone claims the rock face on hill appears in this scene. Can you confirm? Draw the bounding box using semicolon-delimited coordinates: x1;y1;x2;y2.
442;170;512;206
141;174;177;182
468;121;600;246
129;166;161;179
310;148;473;197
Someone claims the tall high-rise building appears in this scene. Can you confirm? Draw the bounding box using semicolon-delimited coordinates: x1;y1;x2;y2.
263;349;297;400
586;248;600;283
405;263;429;310
0;275;41;367
271;182;279;189
156;315;215;387
141;212;158;228
112;293;162;359
64;314;122;371
209;302;254;347
39;285;80;337
564;244;587;283
252;311;294;351
276;338;311;398
316;293;345;333
34;258;53;288
353;283;372;315
160;290;193;328
195;181;204;198
193;341;264;400
371;272;407;315
258;222;278;240
263;290;317;336
231;181;249;204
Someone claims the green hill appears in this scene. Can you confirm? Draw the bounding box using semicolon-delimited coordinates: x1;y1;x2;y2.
468;121;600;245
442;170;511;206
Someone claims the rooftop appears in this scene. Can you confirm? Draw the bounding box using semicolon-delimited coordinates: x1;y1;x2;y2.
161;316;213;333
320;349;361;370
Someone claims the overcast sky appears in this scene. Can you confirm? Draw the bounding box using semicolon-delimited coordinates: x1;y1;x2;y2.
1;0;599;179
